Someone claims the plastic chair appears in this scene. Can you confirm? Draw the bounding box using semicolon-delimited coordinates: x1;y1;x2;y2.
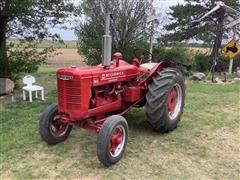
22;75;44;102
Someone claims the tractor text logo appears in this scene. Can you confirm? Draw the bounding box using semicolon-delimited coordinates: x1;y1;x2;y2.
101;72;124;80
58;75;73;80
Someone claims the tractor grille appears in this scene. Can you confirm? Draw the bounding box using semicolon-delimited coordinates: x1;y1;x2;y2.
58;79;81;111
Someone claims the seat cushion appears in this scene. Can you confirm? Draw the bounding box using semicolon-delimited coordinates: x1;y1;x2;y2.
23;85;43;91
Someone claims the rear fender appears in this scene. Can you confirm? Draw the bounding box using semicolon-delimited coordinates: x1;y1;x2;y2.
146;61;170;82
138;61;170;86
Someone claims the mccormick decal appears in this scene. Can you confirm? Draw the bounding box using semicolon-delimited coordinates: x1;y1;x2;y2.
58;75;73;80
101;71;124;80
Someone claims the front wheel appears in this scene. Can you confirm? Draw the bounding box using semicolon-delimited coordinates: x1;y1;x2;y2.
97;115;128;166
145;68;185;132
39;104;72;145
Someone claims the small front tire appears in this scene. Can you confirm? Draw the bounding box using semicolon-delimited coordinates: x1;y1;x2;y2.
39;104;72;145
97;115;128;166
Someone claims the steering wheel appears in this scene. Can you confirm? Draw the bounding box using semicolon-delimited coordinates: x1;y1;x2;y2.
133;48;154;64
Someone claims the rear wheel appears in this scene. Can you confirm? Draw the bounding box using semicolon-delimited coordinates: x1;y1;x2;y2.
39;104;72;145
145;68;185;132
97;115;128;166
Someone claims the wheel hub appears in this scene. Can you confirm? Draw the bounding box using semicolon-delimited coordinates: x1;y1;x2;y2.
111;134;122;145
51;118;69;136
167;88;177;112
109;126;125;157
167;84;183;120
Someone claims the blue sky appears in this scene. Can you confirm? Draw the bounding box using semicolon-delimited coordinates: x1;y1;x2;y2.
50;27;76;40
52;0;185;40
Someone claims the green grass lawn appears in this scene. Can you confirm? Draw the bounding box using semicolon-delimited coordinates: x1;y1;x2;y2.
0;69;240;179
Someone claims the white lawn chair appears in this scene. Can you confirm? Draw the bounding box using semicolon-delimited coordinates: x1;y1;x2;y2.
22;75;44;102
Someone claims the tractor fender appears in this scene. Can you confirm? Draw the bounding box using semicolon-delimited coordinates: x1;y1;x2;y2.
138;61;170;85
140;61;171;83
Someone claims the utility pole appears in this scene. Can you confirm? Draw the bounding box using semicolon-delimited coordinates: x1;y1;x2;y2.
149;20;154;58
228;27;236;75
146;9;159;62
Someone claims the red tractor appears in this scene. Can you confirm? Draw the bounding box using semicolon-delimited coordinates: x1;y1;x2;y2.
39;14;187;166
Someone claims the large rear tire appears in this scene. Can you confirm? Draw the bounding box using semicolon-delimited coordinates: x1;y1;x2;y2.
97;115;128;166
145;68;185;132
39;104;72;145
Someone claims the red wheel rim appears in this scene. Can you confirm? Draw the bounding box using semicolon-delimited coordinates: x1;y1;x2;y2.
167;84;183;120
50;117;69;137
167;88;177;113
109;125;126;157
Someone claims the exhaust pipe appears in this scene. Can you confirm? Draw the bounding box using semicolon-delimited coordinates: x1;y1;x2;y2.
102;13;112;69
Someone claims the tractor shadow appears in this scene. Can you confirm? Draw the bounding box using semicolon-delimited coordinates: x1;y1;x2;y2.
125;108;163;136
126;115;152;133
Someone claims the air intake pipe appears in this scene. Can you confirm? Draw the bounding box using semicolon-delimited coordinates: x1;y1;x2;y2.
102;13;112;69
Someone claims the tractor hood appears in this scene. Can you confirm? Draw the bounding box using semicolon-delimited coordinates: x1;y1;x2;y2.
57;60;139;86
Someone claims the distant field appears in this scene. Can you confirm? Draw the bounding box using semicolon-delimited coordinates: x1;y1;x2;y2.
44;49;85;68
8;39;78;49
8;39;211;68
187;47;210;55
44;47;209;68
8;39;85;68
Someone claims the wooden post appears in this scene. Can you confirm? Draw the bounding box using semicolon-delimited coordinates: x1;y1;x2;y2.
228;27;236;75
149;20;154;62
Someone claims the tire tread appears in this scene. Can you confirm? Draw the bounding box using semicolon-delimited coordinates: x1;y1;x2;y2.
145;68;185;132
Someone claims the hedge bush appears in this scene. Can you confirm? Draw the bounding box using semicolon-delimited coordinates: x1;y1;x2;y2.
153;44;240;73
193;53;210;72
152;45;166;60
153;44;190;65
0;42;56;82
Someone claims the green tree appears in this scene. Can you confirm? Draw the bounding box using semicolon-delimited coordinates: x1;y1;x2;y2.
0;0;75;81
161;0;239;63
75;0;152;65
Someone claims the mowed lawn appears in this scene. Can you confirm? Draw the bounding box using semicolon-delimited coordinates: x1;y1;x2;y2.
0;68;240;179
